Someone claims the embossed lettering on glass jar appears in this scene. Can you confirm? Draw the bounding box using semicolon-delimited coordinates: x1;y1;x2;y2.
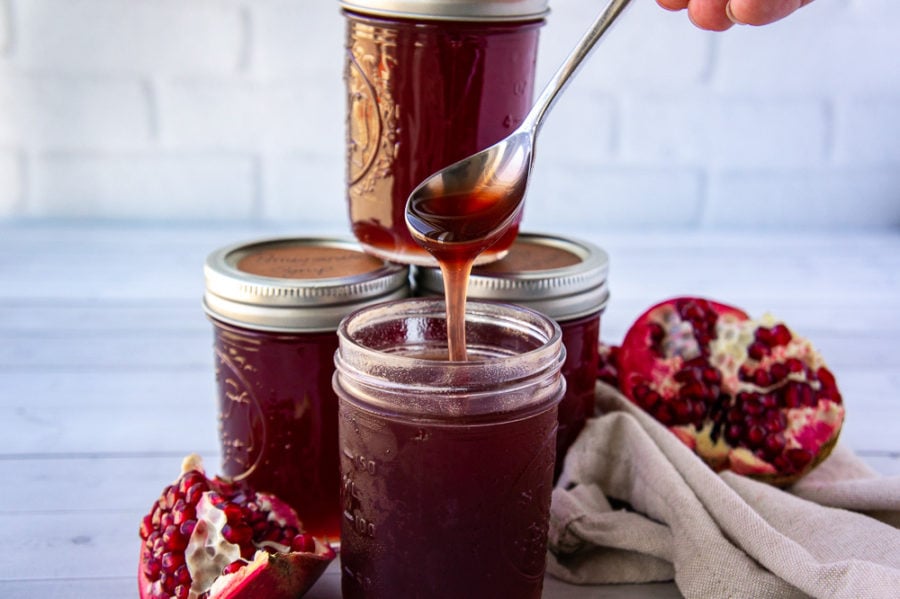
203;237;409;540
333;298;565;599
415;232;610;478
342;0;547;266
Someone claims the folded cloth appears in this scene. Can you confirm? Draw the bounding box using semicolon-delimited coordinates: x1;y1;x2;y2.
548;382;900;599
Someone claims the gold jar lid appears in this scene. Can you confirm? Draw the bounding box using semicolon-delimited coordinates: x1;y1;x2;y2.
204;237;410;333
339;0;549;21
415;232;609;321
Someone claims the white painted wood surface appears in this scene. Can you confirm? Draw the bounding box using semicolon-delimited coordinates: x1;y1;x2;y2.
1;223;898;598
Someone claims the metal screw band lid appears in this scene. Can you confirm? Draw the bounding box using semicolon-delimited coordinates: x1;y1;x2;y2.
204;237;410;333
339;0;549;21
414;232;610;321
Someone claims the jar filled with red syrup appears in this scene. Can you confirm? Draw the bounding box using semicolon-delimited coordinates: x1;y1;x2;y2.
415;232;610;478
203;237;410;540
341;0;547;266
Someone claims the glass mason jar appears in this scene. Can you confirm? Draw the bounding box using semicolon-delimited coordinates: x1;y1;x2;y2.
203;237;410;540
333;298;565;598
415;232;610;478
341;0;547;266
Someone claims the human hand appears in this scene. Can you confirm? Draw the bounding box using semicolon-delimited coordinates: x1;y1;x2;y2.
657;0;815;31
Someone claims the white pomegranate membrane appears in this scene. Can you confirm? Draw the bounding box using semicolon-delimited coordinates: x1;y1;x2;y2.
617;297;845;486
138;455;334;599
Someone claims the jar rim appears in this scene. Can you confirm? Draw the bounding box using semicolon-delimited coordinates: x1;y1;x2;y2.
339;0;549;22
333;298;566;421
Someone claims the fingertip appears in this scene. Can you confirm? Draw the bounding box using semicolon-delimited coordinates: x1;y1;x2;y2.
725;1;744;25
657;0;690;12
688;1;735;32
728;0;803;26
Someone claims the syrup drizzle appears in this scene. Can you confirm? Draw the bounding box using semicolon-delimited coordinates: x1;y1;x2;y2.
406;187;522;361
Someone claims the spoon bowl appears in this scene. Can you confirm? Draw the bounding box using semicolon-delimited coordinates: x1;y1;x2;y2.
405;131;532;251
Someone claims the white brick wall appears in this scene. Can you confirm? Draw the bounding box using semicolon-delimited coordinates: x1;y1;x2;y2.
0;0;897;229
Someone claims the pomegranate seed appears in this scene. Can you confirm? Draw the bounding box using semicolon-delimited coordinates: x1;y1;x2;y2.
166;486;180;509
263;526;284;543
764;409;786;432
179;519;197;538
173;584;190;599
223;560;246;575
173;564;191;586
786;448;813;470
143;557;162;581
701;367;721;384
769;362;788;383
654;403;674;425
784;383;814;408
753;369;771;387
755;327;774;347
743;397;764;416
632;383;649;401
146;529;161;546
161;551;185;572
673;400;692;420
679;381;707;401
747;341;768;361
764;433;786;455
816;367;843;404
692;401;706;421
222;523;253;545
173;502;196;526
161;571;177;594
160;512;175;531
178;471;204;494
222;503;244;524
140;514;154;540
770;324;792;346
159;485;175;510
725;424;743;444
786;358;804;373
185;483;207;506
163;525;188;552
291;533;316;553
746;425;766;448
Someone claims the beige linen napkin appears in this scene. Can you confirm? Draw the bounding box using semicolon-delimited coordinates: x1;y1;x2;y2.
548;382;900;599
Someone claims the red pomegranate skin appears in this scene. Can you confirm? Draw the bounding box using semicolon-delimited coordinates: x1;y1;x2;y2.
615;297;844;486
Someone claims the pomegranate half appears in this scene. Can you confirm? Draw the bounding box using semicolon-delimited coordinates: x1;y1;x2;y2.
138;455;335;599
614;296;845;486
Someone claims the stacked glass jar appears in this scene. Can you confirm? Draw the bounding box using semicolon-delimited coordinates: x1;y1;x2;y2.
200;2;614;597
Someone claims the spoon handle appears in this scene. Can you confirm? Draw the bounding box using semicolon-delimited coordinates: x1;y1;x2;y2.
522;0;633;136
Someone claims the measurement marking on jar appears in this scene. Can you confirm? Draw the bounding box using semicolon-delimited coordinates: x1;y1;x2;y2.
350;511;376;538
343;565;373;591
342;447;377;474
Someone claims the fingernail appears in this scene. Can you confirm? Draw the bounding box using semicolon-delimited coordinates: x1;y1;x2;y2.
725;1;745;25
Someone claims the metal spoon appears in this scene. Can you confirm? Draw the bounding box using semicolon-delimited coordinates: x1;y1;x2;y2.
405;0;633;249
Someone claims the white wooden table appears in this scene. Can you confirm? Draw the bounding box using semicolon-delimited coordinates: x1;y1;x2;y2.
1;223;897;598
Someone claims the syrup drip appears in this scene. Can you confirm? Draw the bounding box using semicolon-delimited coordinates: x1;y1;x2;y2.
406;187;522;361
